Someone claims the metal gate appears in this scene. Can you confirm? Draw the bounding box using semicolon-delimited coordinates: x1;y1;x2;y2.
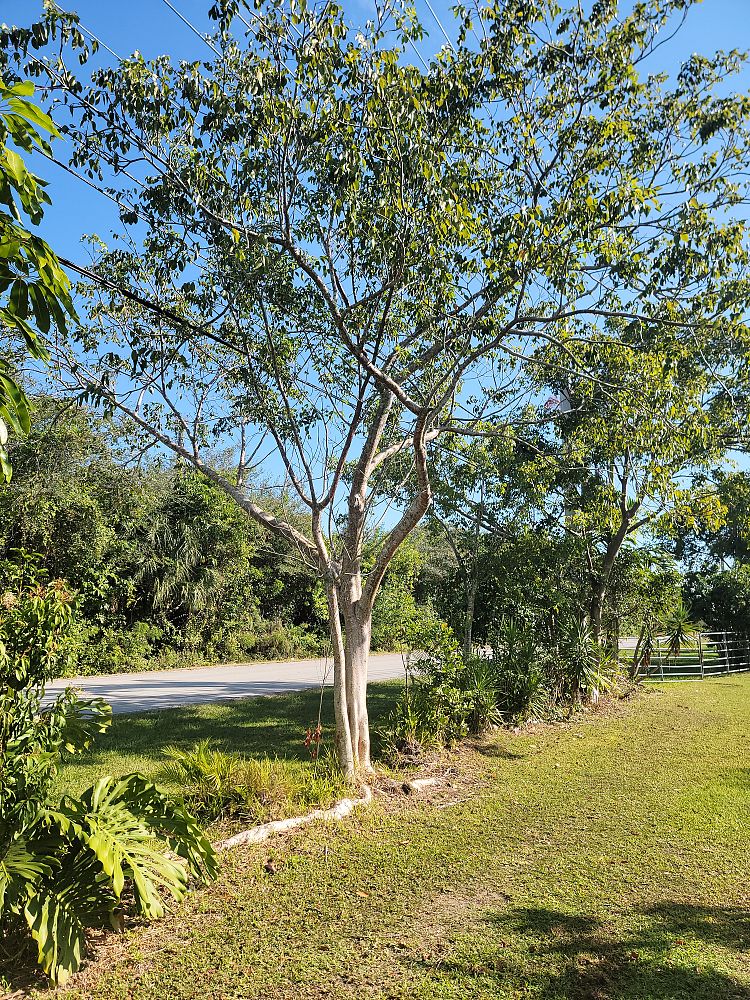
633;631;750;681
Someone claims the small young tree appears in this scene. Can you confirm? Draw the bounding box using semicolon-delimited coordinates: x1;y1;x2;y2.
4;0;750;774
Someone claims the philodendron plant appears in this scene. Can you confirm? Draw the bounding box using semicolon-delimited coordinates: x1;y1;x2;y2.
0;554;217;984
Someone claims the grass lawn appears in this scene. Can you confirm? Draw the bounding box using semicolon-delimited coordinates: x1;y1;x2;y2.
48;681;402;801
12;676;750;999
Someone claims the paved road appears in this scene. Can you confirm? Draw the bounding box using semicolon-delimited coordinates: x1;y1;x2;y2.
43;653;411;714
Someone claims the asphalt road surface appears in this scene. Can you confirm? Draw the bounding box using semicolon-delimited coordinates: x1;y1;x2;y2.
43;653;411;714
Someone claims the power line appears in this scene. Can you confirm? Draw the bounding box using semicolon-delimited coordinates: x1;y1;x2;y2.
423;0;453;48
58;255;220;340
159;0;221;57
407;39;430;71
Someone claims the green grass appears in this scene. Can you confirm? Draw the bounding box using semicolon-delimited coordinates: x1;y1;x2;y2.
16;677;750;999
50;682;403;800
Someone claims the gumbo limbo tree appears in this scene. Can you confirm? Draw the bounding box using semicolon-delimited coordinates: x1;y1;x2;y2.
5;0;750;775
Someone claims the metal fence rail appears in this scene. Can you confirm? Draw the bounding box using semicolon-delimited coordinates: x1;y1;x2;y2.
628;631;750;681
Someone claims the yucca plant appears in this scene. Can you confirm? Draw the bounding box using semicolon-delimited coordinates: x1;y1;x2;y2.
662;601;702;660
489;619;546;720
557;618;616;702
462;657;504;734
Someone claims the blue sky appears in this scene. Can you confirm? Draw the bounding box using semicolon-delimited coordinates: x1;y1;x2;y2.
3;0;750;264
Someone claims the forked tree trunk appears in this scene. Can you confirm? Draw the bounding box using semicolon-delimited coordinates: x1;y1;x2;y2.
323;404;433;779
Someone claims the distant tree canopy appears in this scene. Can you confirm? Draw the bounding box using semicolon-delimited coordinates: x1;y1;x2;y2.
3;0;750;772
0;399;330;671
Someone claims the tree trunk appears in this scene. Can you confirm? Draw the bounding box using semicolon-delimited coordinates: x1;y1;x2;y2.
462;572;479;661
588;514;635;646
589;581;606;645
325;582;355;778
343;606;372;772
325;579;372;780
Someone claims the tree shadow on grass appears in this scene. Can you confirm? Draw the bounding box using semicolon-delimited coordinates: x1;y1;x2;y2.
425;903;750;1000
717;767;750;793
61;680;402;771
473;742;534;761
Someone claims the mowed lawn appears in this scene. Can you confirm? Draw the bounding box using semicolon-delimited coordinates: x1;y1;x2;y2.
31;677;750;999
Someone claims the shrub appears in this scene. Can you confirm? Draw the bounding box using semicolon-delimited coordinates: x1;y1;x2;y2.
487;618;547;720
554;618;617;702
685;566;750;633
0;556;217;985
160;740;347;823
383;613;623;756
67;621;166;676
383;624;483;753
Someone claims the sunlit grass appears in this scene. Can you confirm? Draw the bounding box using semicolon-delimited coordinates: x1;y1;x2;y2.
17;676;750;999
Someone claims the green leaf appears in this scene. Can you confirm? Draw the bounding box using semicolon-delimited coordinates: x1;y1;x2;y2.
23;850;112;986
0;838;52;915
53;774;216;920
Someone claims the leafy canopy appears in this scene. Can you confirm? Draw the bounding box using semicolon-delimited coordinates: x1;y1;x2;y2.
0;78;75;479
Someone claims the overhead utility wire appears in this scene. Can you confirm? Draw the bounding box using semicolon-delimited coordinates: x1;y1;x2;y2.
58;255;217;338
423;0;453;47
159;0;430;73
159;0;221;57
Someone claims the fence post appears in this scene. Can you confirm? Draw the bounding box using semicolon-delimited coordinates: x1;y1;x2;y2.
723;632;730;674
698;632;704;680
657;634;664;681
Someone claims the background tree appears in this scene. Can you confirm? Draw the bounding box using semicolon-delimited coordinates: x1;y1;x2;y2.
4;0;750;774
535;335;732;643
0;398;330;672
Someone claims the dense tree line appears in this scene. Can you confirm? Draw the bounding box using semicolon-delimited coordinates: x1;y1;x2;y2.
2;396;747;679
0;399;331;672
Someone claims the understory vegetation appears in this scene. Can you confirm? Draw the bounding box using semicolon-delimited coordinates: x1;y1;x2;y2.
1;399;744;687
386;617;618;754
0;560;217;986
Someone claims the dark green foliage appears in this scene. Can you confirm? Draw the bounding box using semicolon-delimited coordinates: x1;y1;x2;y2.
0;400;331;674
385;615;621;754
684;567;750;633
419;524;683;659
0;401;443;676
0;557;217;985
